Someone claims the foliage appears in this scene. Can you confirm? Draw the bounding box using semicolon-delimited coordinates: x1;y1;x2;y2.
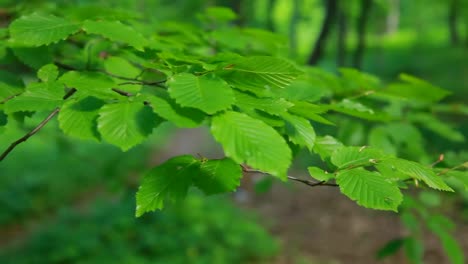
0;2;467;263
0;193;278;264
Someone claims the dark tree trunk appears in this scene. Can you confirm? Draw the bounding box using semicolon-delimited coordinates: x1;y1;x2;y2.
448;0;460;46
289;0;301;57
308;0;338;65
266;0;278;31
336;7;347;67
352;0;373;69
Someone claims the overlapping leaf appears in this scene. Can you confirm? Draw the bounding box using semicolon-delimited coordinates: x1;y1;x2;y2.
282;113;316;151
211;111;291;179
168;73;234;114
144;92;206;128
337;168;403;211
83;20;148;51
58;96;104;141
233;90;293;115
98;100;160;151
59;71;117;99
194;158;242;195
331;146;384;169
221;56;303;93
9;13;80;46
136;155;199;216
4;82;64;113
313;136;343;160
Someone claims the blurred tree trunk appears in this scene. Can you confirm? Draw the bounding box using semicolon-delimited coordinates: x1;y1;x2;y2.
289;0;301;57
308;0;338;65
336;6;347;67
448;0;460;46
266;0;278;31
352;0;373;69
385;0;400;34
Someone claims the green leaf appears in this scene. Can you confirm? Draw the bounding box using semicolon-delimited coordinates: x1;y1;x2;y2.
136;155;199;216
4;82;64;113
403;237;424;264
409;113;465;142
0;82;24;102
59;71;117;99
97;100;160;151
194;158;242;195
144;92;205;128
233;90;293;115
11;46;53;69
383;74;451;103
282;113;316;151
211;111;292;179
384;158;453;191
9;13;80;46
313;136;343;160
83;20;148;51
307;166;334;181
328;99;391;121
336;168;403;211
331;146;384;169
58;96;104;141
104;56;141;79
38;64;59;82
168;73;234;114
427;215;464;264
221;56;303;94
376;238;405;260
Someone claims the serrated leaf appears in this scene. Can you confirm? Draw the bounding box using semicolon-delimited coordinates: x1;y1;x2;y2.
4;82;64;113
221;56;302;93
383;74;451;103
282;113;316;151
98;100;160;151
38;64;59;82
59;71;117;99
168;73;234;114
337;168;403;211
313;136;343;160
328;99;391;121
307;166;333;181
384;158;453;191
9;13;80;46
104;56;141;79
233;90;293;115
83;20;147;51
0;82;24;102
11;46;53;69
194;158;242;195
409;113;465;142
331;146;384;169
144;92;205;128
211;111;292;179
58;96;104;141
136;155;199;216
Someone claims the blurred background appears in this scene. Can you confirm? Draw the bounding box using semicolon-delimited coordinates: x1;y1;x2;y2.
0;0;467;263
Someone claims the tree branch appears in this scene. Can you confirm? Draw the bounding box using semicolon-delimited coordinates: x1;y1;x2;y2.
242;166;338;188
0;88;76;162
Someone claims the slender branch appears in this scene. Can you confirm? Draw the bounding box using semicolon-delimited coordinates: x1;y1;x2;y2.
242;166;338;188
0;88;76;162
0;94;20;104
112;88;133;97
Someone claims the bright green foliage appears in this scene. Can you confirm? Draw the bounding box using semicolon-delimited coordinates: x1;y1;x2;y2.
282;113;316;151
211;111;292;179
0;7;465;221
221;56;302;94
307;166;333;181
194;158;242;195
58;97;104;141
98;100;159;151
82;20;147;51
9;13;81;46
136;155;198;216
382;158;453;191
144;91;205;128
331;146;384;169
336;168;403;211
4;82;64;113
168;73;234;114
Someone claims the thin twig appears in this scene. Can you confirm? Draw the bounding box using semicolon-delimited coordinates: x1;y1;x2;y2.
112;88;133;97
0;88;76;162
242;166;338;188
0;94;20;104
